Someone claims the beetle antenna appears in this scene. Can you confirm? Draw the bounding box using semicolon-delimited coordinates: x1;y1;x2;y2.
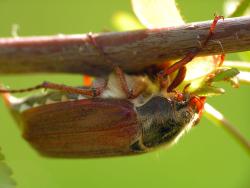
0;84;44;93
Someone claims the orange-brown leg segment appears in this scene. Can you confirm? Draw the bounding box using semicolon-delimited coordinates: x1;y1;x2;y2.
0;81;106;97
217;54;225;67
87;34;143;99
183;83;191;93
212;53;225;67
130;80;148;99
167;66;186;92
158;15;224;91
203;15;224;47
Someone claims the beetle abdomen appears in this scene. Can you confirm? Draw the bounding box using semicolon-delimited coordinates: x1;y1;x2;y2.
16;98;142;157
5;92;200;157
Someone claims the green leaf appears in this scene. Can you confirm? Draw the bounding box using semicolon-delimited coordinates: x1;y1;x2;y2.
212;68;240;82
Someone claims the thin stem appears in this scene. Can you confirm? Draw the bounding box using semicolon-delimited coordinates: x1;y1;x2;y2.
203;103;250;154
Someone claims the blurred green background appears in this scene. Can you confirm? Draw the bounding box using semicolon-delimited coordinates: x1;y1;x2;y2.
0;0;249;187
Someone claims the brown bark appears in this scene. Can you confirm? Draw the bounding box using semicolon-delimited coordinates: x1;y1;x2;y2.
0;16;250;76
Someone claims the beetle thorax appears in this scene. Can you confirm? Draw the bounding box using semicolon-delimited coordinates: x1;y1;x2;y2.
136;95;199;149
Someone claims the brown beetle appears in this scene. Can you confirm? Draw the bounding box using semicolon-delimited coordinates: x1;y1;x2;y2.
2;74;205;158
0;16;222;158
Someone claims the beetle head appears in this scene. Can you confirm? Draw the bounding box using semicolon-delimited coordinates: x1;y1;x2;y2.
136;94;204;149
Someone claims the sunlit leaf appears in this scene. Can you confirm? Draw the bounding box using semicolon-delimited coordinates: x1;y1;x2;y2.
224;0;250;17
112;11;144;31
185;56;216;81
177;56;217;92
131;0;184;28
224;0;240;16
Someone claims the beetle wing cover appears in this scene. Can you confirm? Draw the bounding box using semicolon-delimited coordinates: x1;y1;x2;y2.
18;98;140;158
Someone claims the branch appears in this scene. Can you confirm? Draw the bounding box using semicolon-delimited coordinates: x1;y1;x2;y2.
0;16;250;76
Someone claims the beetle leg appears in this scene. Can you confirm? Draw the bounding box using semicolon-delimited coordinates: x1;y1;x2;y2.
167;66;187;92
157;15;224;87
87;34;143;99
219;54;225;67
203;15;224;47
183;83;191;93
0;81;106;97
157;50;197;81
113;65;134;99
129;80;148;99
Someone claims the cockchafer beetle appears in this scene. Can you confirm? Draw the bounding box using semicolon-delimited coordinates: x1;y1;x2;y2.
0;16;222;158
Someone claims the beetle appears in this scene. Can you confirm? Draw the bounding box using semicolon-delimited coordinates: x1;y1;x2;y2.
0;16;222;158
